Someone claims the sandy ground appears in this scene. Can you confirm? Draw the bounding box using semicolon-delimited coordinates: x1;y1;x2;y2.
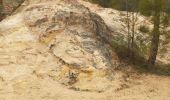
0;70;170;100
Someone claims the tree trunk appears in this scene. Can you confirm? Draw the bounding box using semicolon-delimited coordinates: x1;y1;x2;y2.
131;12;135;59
0;0;3;21
148;0;161;66
126;0;131;58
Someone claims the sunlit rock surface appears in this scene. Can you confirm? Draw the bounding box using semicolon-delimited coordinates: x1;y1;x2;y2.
0;0;117;96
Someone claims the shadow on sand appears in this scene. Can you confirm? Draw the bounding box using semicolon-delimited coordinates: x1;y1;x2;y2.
111;42;170;77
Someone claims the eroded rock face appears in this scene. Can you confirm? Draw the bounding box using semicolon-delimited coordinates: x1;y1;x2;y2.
23;1;115;90
0;0;116;92
24;2;113;69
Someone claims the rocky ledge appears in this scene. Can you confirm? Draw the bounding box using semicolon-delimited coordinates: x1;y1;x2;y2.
0;0;117;92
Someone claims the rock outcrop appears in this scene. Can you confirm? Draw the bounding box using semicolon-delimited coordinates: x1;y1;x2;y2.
0;0;117;93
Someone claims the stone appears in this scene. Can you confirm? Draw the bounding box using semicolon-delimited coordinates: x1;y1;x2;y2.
0;0;116;92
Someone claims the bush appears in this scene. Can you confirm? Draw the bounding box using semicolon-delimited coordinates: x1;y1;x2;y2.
138;25;149;33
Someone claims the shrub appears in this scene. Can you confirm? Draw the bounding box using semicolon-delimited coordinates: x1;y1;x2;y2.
138;25;149;33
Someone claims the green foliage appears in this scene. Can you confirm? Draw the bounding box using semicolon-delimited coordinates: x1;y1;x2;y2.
139;0;169;16
162;30;170;45
88;0;112;7
161;14;170;26
89;0;170;14
165;30;170;39
138;25;150;33
139;0;153;16
89;0;139;11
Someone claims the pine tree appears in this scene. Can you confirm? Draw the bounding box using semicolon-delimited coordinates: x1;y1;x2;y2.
148;0;161;66
140;0;168;66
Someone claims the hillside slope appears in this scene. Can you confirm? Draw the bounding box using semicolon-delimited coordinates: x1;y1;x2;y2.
80;0;170;64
